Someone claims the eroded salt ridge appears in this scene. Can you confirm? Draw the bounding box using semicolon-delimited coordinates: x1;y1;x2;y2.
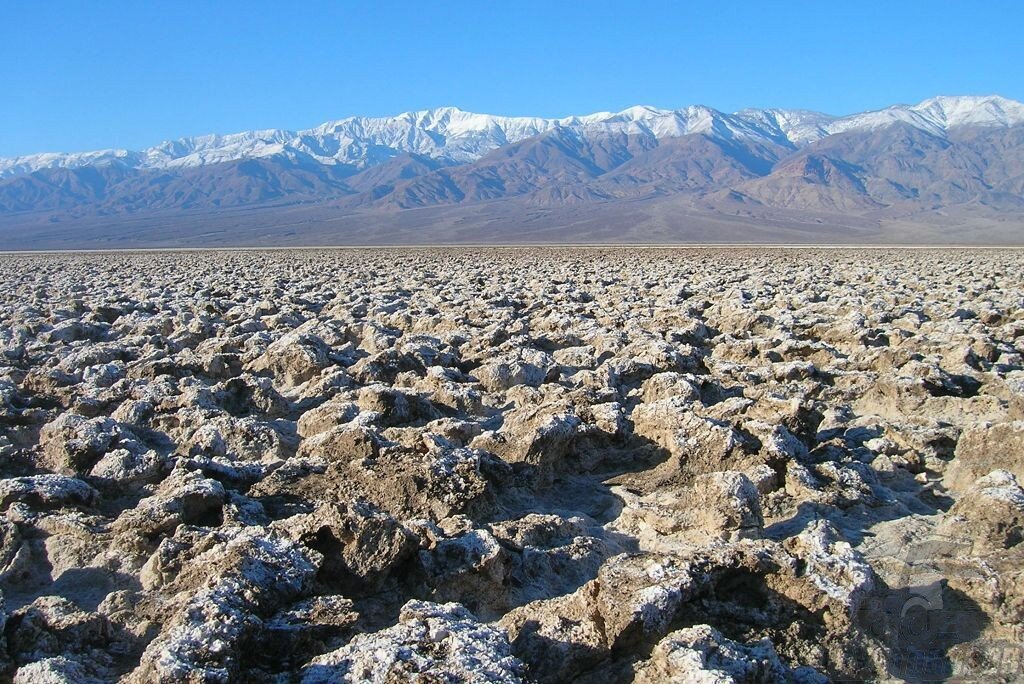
0;248;1021;682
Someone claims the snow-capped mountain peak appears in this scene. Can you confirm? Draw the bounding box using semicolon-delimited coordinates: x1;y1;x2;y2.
812;95;1024;141
1;95;1021;180
911;94;1024;128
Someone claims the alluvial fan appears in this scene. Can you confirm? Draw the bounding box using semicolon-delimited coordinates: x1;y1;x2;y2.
0;247;1022;682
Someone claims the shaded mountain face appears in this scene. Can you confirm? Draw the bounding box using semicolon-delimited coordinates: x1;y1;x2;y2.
587;134;788;199
736;123;1024;213
342;154;454;195
1;96;1022;245
0;158;355;216
364;129;661;209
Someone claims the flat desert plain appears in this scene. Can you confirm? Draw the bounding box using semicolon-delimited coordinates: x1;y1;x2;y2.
0;248;1022;682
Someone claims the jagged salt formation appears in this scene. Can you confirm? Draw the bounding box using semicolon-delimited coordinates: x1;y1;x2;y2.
0;248;1021;681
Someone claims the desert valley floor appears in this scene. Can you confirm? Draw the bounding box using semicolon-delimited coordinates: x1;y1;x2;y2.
0;247;1021;682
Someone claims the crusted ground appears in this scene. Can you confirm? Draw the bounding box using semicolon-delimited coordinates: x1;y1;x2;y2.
0;247;1022;682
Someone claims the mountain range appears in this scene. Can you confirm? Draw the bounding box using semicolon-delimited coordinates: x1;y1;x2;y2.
1;95;1023;248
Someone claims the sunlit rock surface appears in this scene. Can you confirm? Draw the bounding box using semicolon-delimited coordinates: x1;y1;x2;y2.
0;247;1021;681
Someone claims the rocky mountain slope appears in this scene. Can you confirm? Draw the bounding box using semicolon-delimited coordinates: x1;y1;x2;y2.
0;248;1022;681
0;96;1022;247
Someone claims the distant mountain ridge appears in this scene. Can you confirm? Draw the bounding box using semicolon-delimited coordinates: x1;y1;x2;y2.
1;95;1022;249
4;95;1022;179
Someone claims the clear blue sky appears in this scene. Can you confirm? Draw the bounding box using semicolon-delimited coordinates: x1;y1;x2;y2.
2;1;1022;157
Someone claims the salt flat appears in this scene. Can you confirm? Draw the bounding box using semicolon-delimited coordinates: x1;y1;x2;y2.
0;248;1021;681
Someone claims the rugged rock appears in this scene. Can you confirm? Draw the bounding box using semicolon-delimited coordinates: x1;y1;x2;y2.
129;528;319;682
633;625;822;684
302;600;524;683
37;414;120;475
937;470;1024;554
0;248;1021;681
0;475;99;511
281;500;417;593
112;468;226;542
